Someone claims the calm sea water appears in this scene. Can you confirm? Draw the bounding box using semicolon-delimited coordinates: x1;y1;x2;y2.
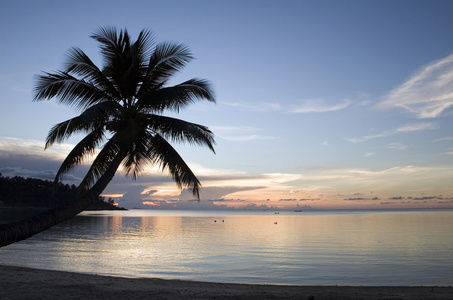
1;209;452;286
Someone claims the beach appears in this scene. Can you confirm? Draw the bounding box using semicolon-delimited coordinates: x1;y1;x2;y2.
0;265;452;300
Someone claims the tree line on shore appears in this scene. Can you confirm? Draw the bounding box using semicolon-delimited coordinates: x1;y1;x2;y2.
0;173;123;210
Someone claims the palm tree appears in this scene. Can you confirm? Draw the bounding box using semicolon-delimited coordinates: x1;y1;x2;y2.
0;27;215;247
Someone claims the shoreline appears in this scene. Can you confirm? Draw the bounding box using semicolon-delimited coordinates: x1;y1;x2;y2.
0;265;452;299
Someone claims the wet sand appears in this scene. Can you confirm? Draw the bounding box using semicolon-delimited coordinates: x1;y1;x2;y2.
0;264;452;299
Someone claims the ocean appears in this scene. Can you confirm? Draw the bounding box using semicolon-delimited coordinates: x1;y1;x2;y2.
1;209;452;286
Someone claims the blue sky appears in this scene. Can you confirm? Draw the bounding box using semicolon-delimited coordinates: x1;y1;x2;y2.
1;0;453;210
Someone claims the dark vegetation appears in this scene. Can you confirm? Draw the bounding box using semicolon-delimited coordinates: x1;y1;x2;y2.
0;173;124;210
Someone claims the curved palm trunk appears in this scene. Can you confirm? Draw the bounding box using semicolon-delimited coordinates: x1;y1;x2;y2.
0;157;123;248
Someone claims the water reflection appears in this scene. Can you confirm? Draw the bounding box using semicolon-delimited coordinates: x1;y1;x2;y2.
1;210;452;286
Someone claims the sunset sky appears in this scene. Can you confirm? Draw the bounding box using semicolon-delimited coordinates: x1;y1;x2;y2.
1;0;453;210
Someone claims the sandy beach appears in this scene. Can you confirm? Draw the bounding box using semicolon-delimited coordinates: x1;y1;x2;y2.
0;265;452;299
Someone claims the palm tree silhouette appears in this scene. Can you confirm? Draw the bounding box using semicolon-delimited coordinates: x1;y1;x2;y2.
0;27;215;247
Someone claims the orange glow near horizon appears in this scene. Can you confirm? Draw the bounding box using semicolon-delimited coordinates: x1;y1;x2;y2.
101;194;124;198
99;172;453;210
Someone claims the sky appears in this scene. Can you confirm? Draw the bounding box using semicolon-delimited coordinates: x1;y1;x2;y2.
1;0;453;210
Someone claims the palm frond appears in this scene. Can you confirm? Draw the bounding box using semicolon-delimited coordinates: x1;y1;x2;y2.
64;47;120;99
121;139;149;179
91;27;132;96
45;101;120;148
52;128;106;192
90;26;121;66
113;128;147;179
45;119;77;149
33;71;109;111
92;26;154;101
146;115;215;153
131;28;155;65
77;136;122;196
149;42;193;78
127;29;157;99
146;133;201;199
137;42;193;97
139;78;215;112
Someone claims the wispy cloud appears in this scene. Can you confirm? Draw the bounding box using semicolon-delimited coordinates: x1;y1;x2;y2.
344;197;380;201
299;165;453;184
220;98;352;115
378;53;453;118
290;99;351;113
434;136;453;142
386;142;407;150
226;134;275;141
220;101;282;112
210;126;274;141
345;122;436;143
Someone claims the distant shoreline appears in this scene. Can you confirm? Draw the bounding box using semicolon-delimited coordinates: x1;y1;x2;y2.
0;264;451;300
0;204;126;224
0;202;127;211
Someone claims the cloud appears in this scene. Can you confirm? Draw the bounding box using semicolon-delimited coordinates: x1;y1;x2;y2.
105;183;265;209
221;98;352;115
226;134;274;141
141;199;232;210
210;126;274;141
386;142;407;150
0;166;82;183
2;137;452;210
345;122;436;143
115;184;150;208
102;164;305;208
290;99;351;113
239;203;280;210
298;198;320;201
279;198;320;202
411;196;445;201
346;195;453;205
179;186;263;201
378;53;453;118
434;136;453;142
0;136;74;161
0;167;56;180
0;137;307;207
220;101;282;112
136;197;297;211
344;197;380;201
363;152;375;158
296;164;453;200
0;137;85;184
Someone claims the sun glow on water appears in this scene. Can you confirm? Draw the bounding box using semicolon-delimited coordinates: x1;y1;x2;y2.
1;210;452;286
